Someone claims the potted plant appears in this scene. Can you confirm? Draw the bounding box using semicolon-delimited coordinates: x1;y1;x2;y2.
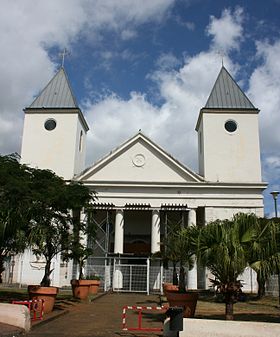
196;213;259;320
27;172;94;312
63;193;97;300
67;243;95;300
161;225;199;317
85;274;101;294
27;169;76;313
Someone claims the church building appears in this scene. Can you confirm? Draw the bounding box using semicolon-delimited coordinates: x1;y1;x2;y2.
9;65;267;293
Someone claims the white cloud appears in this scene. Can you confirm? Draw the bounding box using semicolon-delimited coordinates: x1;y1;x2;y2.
0;0;175;155
155;52;181;70
2;1;279;215
83;7;243;171
206;7;244;53
246;38;280;203
85;50;226;170
121;29;138;40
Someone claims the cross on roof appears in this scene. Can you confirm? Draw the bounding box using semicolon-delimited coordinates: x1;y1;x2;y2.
216;50;226;67
59;48;70;67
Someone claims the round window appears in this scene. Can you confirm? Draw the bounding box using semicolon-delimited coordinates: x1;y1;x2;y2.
44;119;57;131
224;120;237;133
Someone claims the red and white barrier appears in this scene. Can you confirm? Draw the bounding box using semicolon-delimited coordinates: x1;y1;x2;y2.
122;305;167;332
12;299;44;320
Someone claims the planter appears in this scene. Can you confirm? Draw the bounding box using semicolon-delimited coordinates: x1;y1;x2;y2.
165;290;198;318
71;279;91;300
28;285;58;314
162;283;179;295
88;280;101;294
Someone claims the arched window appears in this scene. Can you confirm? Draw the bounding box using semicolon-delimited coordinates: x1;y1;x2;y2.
79;130;83;152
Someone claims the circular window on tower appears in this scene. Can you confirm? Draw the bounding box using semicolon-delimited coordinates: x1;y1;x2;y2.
224;119;237;133
44;118;57;131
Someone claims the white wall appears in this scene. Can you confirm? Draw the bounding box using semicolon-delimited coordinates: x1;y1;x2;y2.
15;250;61;287
164;318;280;337
198;112;262;183
21;111;86;180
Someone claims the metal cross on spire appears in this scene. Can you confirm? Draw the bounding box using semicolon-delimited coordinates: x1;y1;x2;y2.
216;50;226;67
59;48;70;67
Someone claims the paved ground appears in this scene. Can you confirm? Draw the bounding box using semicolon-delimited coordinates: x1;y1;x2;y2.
0;322;25;337
27;293;165;337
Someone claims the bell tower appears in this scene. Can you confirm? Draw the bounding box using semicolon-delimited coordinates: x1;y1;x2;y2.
195;66;262;183
21;67;89;179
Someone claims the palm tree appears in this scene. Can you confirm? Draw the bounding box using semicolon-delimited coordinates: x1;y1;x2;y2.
196;214;250;320
243;216;280;298
162;226;198;292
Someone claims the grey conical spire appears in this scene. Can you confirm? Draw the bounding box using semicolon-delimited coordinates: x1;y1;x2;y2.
205;66;255;109
29;67;78;108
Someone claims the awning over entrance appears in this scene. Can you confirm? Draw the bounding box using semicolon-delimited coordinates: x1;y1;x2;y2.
125;203;151;210
160;203;189;211
91;203;115;209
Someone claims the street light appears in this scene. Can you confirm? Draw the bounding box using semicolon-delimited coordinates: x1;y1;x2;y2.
270;190;279;306
270;191;279;218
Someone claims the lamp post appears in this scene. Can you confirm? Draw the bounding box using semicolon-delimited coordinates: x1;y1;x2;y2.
270;190;279;306
271;191;279;218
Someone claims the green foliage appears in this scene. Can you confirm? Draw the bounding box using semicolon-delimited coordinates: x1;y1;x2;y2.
0;154;34;282
196;214;250;319
84;274;101;280
196;213;280;319
0;153;96;286
242;216;280;297
162;224;199;292
62;186;97;280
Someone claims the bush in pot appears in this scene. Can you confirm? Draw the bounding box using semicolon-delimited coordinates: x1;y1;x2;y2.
62;190;97;300
27;172;94;311
162;225;199;317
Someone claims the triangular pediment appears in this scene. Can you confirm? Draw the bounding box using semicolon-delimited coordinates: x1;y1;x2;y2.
78;133;203;183
205;66;255;109
29;67;77;108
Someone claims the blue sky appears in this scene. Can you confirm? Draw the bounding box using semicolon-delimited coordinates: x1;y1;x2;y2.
0;0;280;215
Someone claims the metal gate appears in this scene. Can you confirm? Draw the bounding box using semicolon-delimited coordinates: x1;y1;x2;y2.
113;258;149;293
86;257;176;294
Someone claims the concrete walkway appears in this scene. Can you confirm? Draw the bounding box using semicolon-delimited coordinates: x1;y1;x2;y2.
27;293;164;337
0;322;25;336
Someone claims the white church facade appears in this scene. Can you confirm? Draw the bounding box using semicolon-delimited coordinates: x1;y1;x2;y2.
6;66;267;293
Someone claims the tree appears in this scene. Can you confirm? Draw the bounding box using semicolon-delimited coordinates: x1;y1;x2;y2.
0;154;96;286
162;225;198;292
243;216;280;297
196;214;250;320
28;170;95;286
27;168;72;286
0;154;33;283
62;182;96;280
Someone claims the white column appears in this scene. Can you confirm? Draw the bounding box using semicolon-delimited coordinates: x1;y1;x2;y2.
188;208;197;289
114;209;124;254
188;208;196;226
151;209;161;253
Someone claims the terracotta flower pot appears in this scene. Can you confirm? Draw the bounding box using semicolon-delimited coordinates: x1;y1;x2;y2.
28;285;59;314
88;280;101;294
162;283;179;295
165;290;198;318
71;279;91;300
